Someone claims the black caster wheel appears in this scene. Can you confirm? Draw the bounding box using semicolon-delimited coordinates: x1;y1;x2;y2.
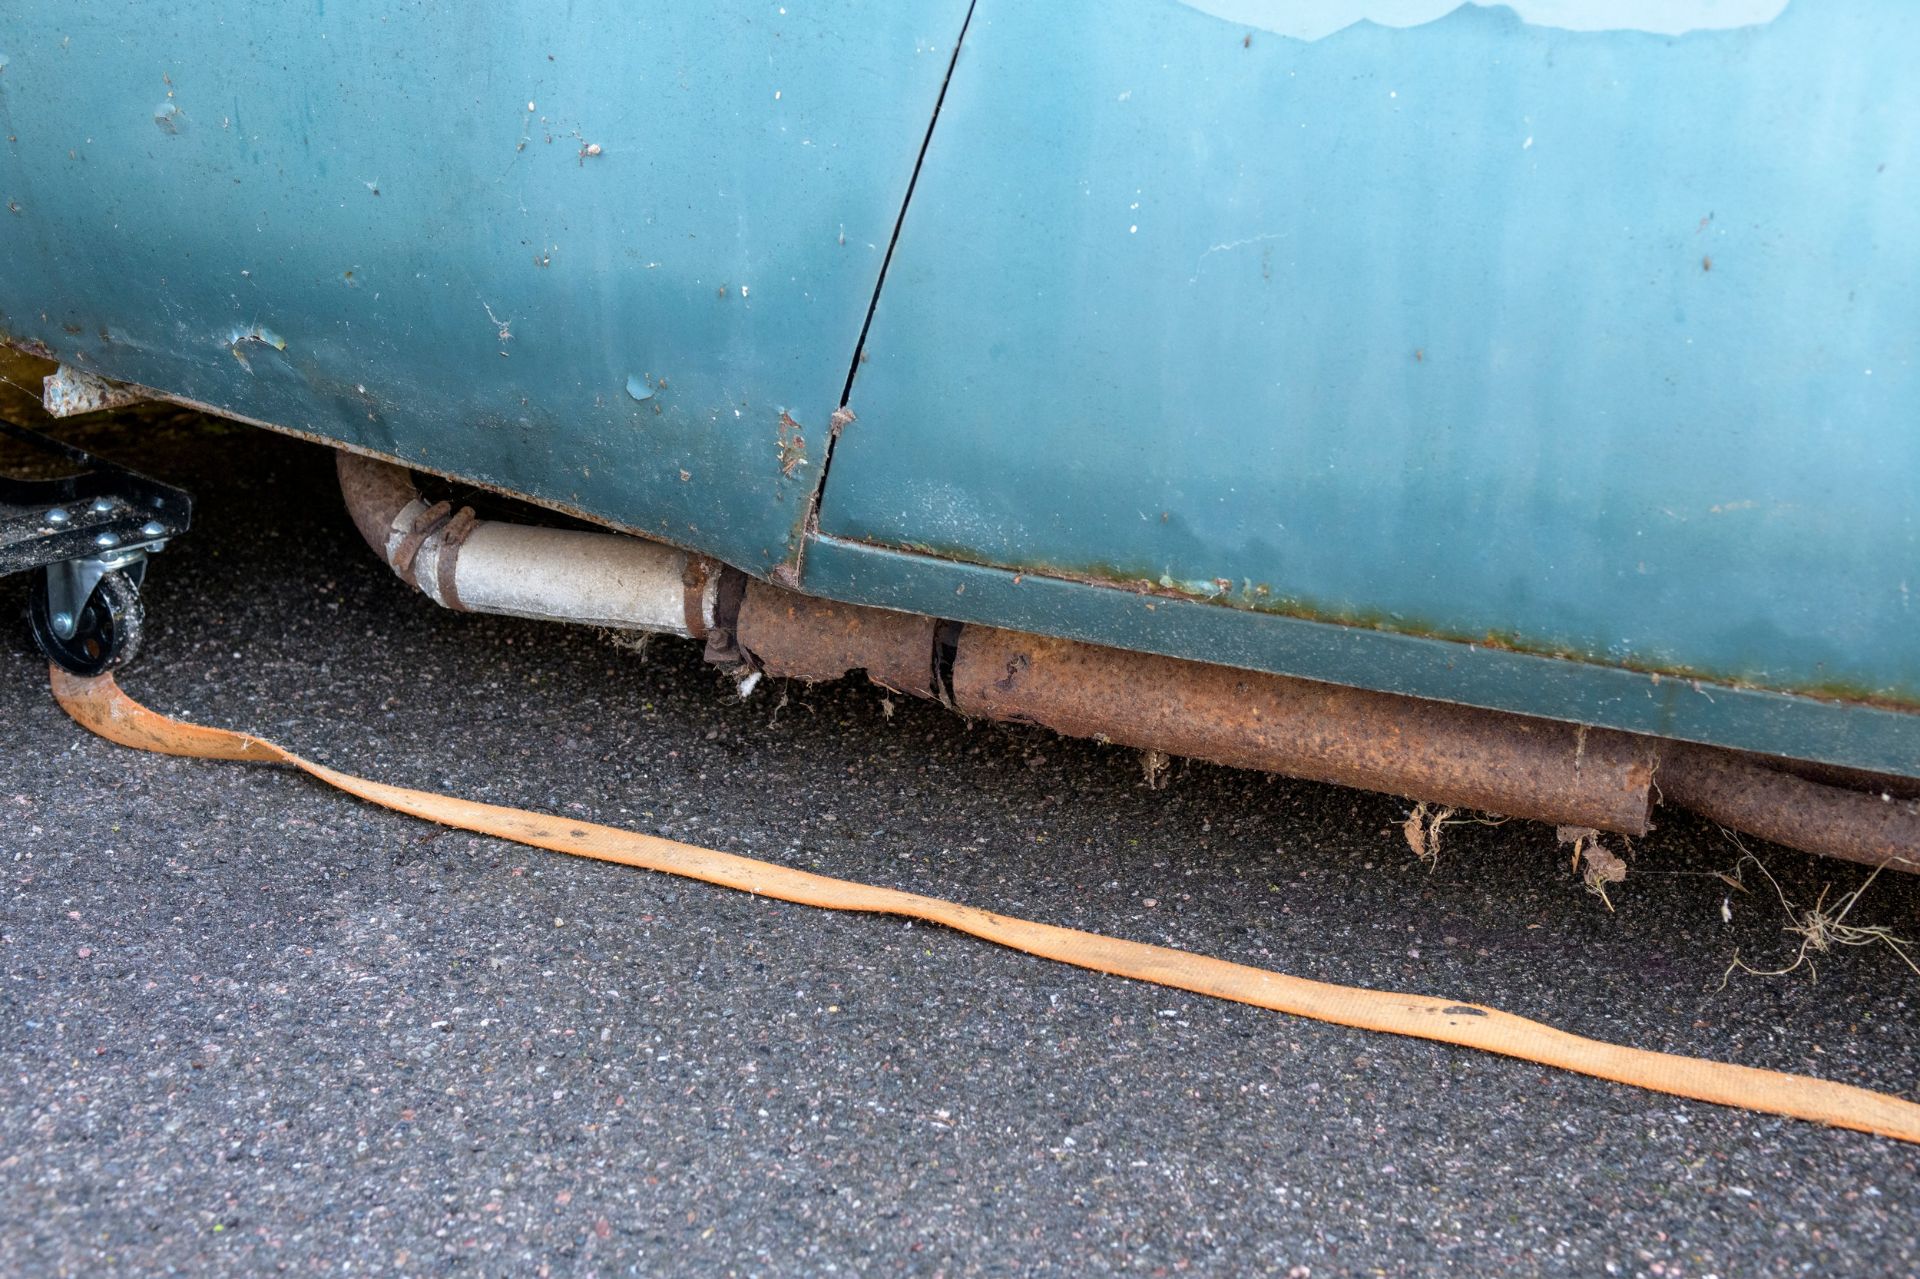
28;566;145;676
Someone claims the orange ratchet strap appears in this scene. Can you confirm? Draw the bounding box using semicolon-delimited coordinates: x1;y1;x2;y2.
50;667;1920;1146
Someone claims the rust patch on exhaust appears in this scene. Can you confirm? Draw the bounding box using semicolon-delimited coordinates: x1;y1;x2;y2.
434;506;480;612
951;626;1657;834
736;580;938;699
680;556;714;641
389;500;453;587
701;567;751;666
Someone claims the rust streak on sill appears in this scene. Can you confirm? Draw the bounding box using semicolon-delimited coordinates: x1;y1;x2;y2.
809;532;1920;715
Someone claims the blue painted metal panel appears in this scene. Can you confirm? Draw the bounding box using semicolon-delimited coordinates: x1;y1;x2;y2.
0;0;971;574
820;0;1920;708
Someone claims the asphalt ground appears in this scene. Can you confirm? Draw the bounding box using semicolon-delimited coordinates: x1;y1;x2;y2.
1;412;1917;1278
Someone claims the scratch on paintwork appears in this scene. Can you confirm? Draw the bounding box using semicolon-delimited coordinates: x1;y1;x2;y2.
481;302;512;345
1191;231;1286;281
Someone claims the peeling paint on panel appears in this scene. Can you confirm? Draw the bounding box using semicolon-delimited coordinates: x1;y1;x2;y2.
41;365;143;418
226;325;287;371
1180;0;1789;42
776;412;807;477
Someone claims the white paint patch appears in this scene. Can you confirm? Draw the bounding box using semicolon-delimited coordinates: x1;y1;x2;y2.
1183;0;1789;42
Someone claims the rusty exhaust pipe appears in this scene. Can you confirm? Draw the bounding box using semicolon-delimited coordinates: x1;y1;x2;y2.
732;587;1920;865
1658;744;1920;874
951;626;1657;834
733;581;1657;834
735;581;940;697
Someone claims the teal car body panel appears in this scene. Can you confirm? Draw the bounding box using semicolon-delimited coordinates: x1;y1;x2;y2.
0;0;971;574
823;0;1919;711
3;0;1917;775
